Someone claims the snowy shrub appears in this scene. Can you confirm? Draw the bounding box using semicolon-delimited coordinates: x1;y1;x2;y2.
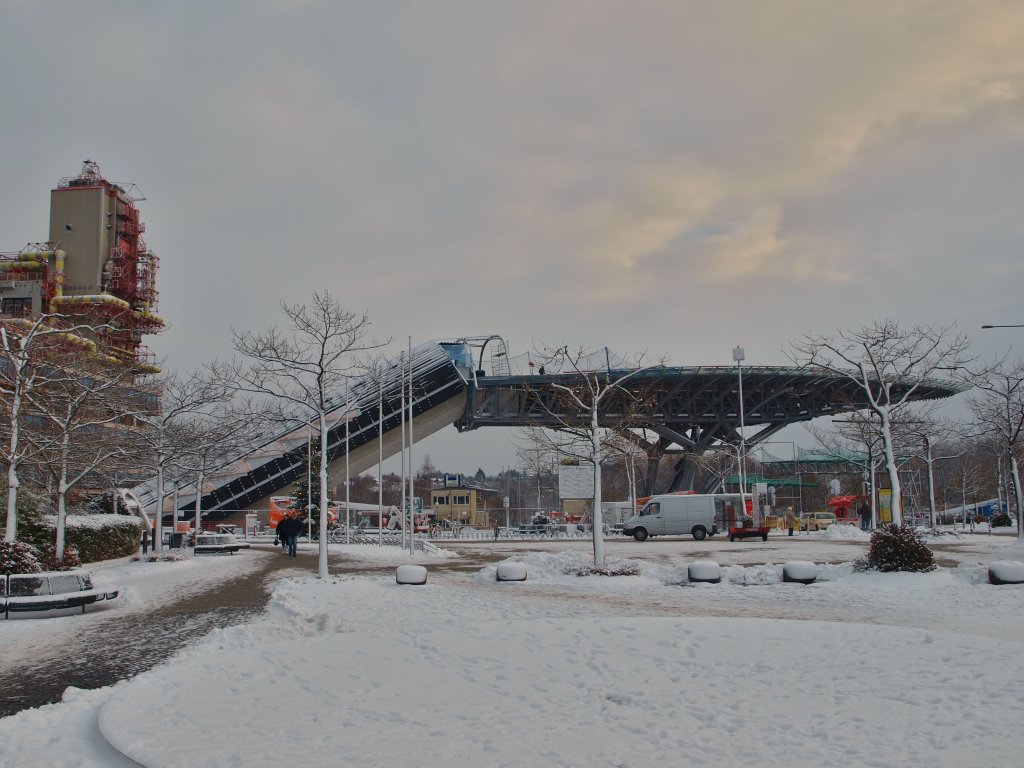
39;543;83;571
136;549;189;563
17;514;140;564
856;524;935;573
992;512;1012;528
0;540;42;575
563;559;641;577
81;491;133;516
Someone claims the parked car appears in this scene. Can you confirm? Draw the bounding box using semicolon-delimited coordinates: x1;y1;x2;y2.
800;511;837;531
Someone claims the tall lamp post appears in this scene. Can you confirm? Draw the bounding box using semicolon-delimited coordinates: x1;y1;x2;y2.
732;346;748;520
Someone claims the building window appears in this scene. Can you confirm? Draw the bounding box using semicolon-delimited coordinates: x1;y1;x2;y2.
1;297;32;316
433;496;448;505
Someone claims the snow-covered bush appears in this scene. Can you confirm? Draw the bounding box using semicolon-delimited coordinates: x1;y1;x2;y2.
39;543;83;571
991;512;1012;528
856;524;935;573
563;559;641;577
17;514;140;564
0;540;42;575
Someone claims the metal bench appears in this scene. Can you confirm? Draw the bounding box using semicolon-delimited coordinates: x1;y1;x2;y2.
3;571;118;618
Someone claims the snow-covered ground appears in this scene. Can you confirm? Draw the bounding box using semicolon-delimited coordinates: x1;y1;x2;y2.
2;530;1023;767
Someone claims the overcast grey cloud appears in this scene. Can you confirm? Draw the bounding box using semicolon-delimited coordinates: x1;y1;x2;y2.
2;0;1022;473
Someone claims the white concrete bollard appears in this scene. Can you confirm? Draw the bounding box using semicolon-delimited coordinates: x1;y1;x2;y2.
396;565;428;585
988;560;1024;585
783;560;818;584
688;560;721;584
496;562;528;582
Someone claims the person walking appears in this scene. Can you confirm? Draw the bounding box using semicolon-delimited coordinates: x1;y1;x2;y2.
858;503;871;531
278;513;301;557
493;520;500;541
785;509;797;537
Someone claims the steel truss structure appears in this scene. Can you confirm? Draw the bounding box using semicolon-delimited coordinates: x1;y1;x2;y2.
454;365;965;495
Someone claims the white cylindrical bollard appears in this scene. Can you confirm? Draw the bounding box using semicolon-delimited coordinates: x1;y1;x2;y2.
496;562;528;582
783;560;817;584
688;560;721;584
396;565;427;585
988;560;1024;585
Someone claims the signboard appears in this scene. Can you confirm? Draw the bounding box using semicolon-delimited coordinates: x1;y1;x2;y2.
444;473;462;488
559;463;595;499
878;489;895;524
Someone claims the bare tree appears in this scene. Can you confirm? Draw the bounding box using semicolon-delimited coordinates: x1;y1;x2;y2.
790;320;971;526
134;372;225;552
964;357;1024;543
177;409;260;536
25;354;151;562
529;344;663;566
223;291;387;578
1;314;114;541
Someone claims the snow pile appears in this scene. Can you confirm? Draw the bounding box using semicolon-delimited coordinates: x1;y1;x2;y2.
327;541;458;561
723;562;782;584
824;523;869;540
472;550;650;584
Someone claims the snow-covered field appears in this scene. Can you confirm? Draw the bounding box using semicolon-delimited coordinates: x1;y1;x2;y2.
2;530;1023;767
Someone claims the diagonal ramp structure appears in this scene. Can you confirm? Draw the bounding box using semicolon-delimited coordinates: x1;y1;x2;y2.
132;336;966;522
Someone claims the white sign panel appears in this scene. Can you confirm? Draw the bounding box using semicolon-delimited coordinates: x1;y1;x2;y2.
559;464;595;499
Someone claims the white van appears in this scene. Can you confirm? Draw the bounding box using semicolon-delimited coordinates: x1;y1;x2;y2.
622;494;735;541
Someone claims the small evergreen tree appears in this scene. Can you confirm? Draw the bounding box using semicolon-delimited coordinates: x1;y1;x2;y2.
292;449;324;531
857;524;936;572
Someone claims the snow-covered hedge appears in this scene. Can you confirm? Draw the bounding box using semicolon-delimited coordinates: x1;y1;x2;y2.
18;514;141;564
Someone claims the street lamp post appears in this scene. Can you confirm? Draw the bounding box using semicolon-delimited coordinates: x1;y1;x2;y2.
732;346;749;521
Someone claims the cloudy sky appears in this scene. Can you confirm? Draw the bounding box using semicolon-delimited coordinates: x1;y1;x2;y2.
2;1;1022;474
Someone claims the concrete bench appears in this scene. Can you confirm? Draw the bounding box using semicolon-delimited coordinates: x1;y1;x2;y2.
194;533;249;554
3;571;118;618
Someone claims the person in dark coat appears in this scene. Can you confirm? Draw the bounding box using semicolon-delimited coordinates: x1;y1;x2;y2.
277;514;301;557
858;503;871;531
